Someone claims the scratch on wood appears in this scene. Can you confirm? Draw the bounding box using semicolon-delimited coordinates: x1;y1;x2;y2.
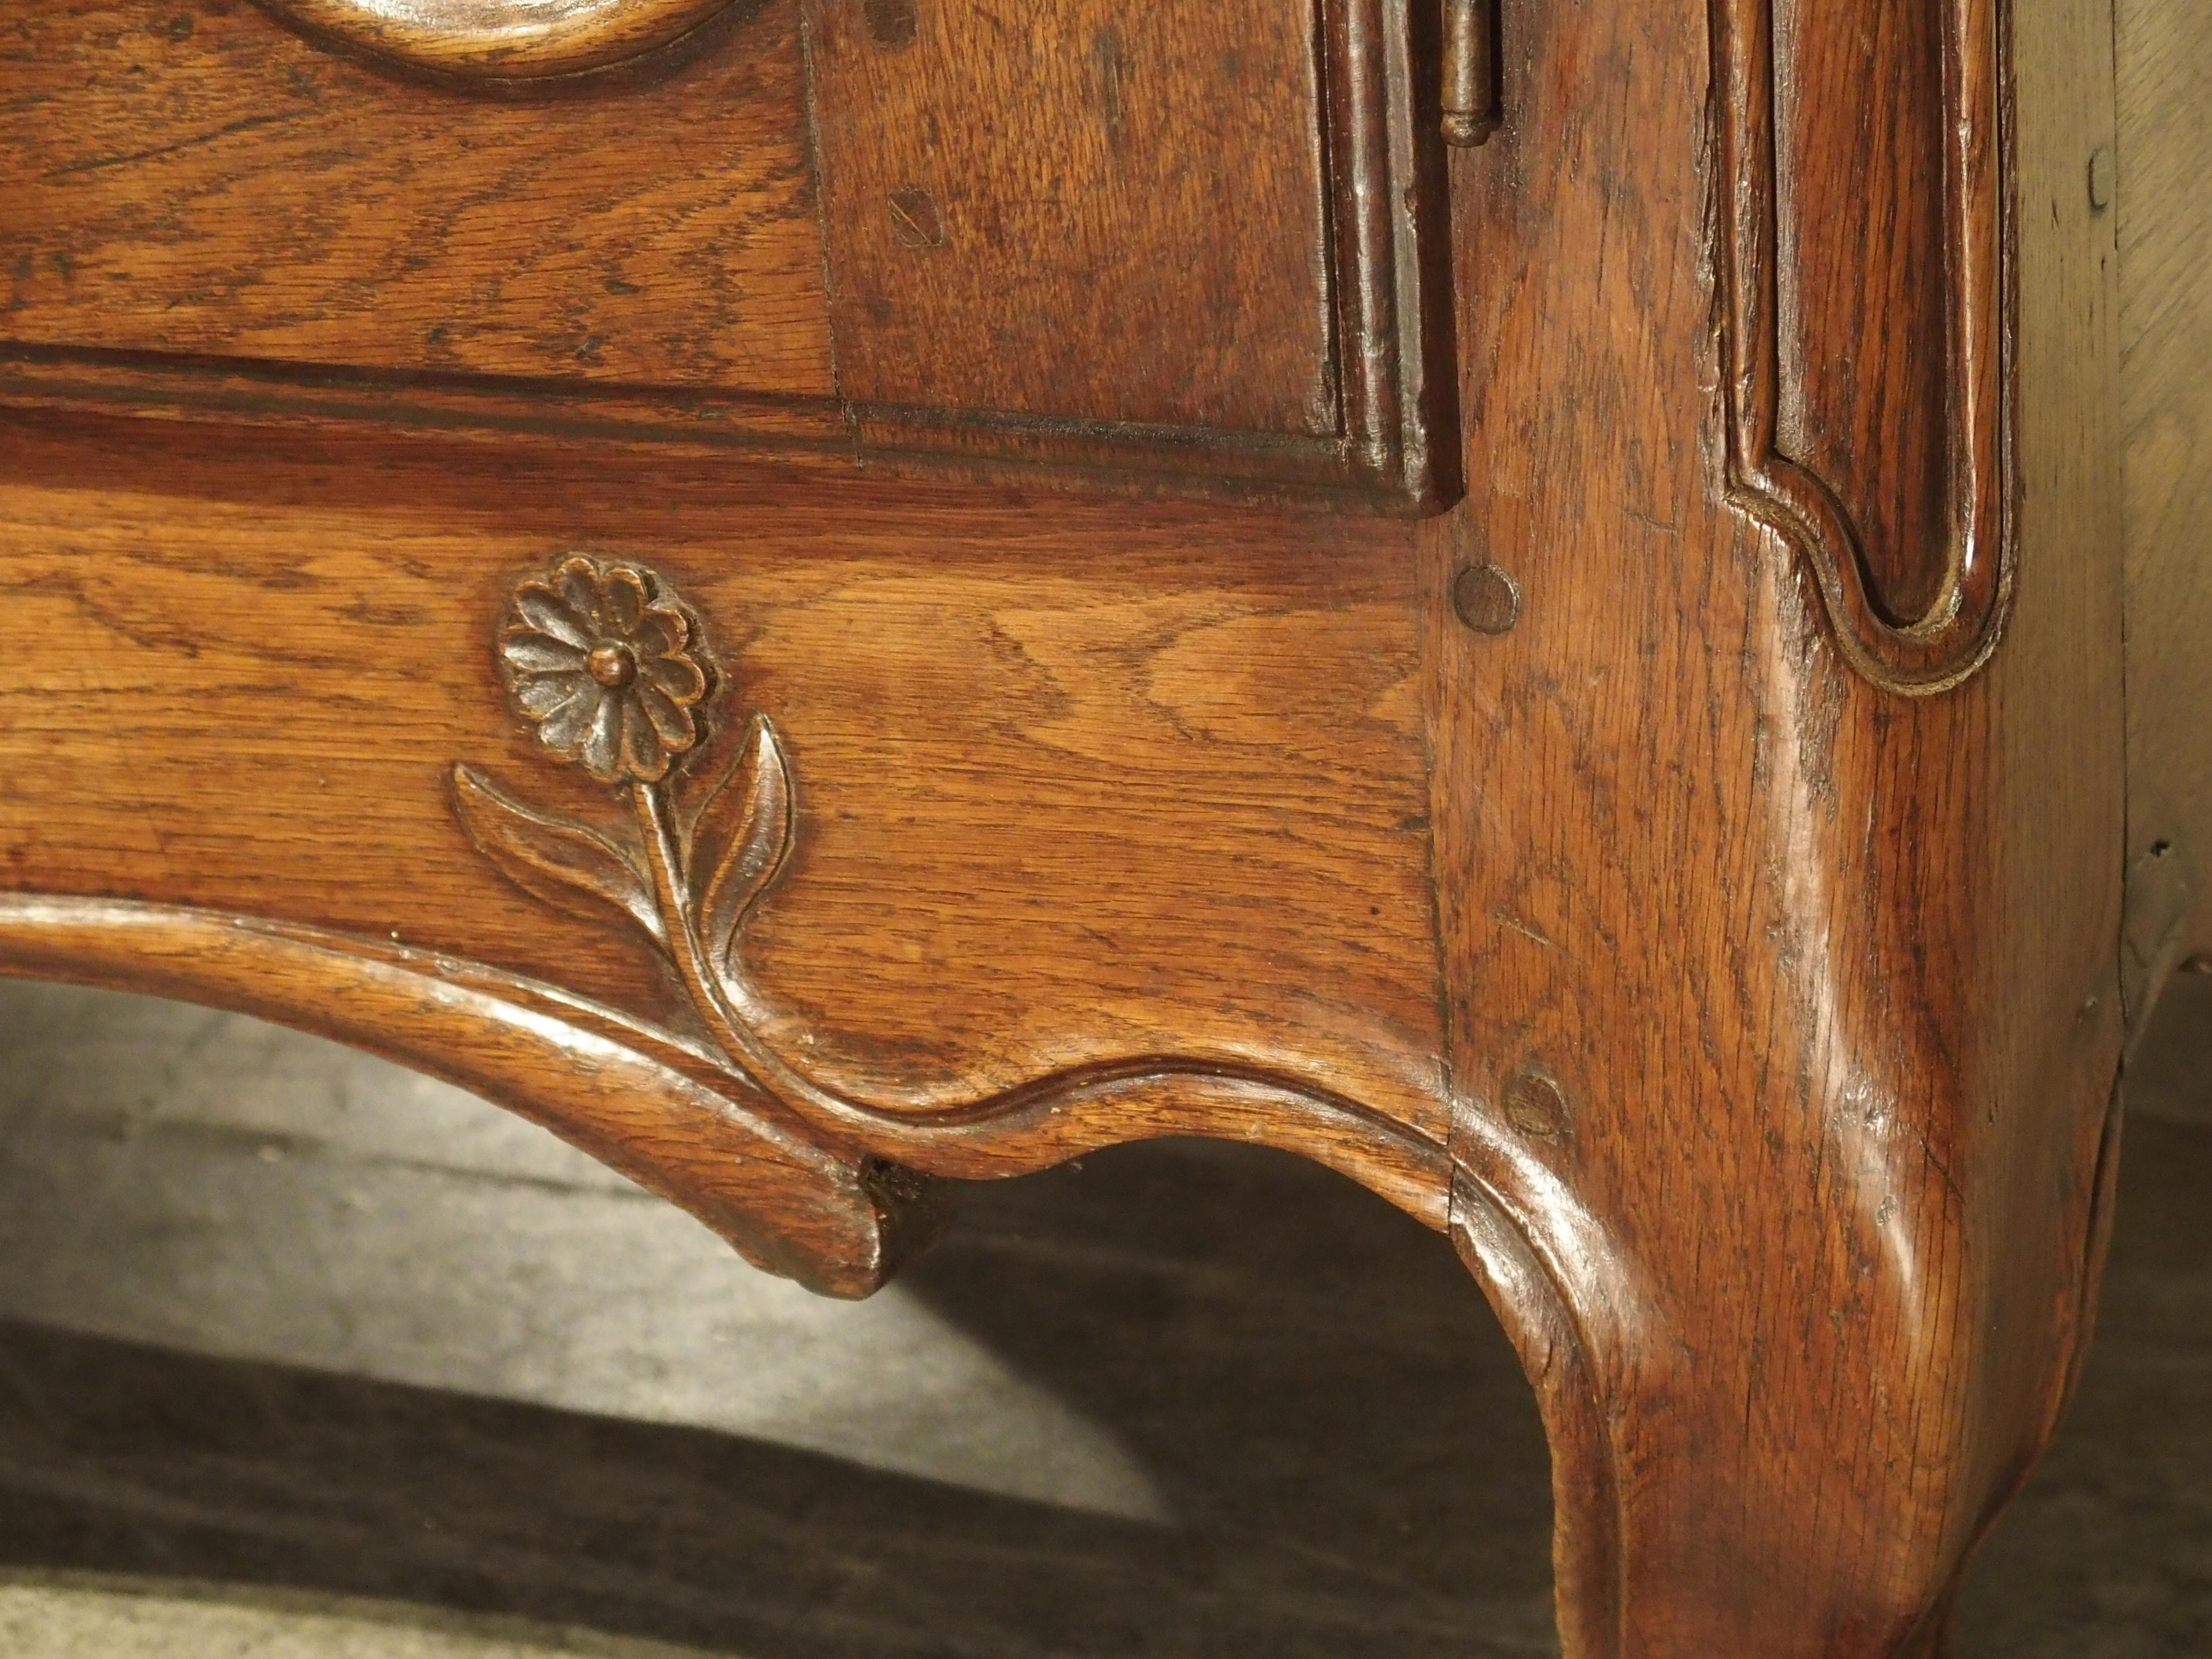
44;112;305;180
1491;910;1556;949
1093;28;1127;156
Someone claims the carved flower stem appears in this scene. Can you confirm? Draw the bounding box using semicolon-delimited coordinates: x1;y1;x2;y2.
463;552;1396;1168
627;777;855;1128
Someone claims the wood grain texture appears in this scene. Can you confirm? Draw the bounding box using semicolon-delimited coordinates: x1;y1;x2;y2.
2117;0;2212;990
429;549;1459;1223
1771;0;1957;622
806;0;1453;502
1;0;1453;503
1;0;834;393
0;0;2176;1648
266;0;751;79
809;0;1336;434
1425;0;2123;1648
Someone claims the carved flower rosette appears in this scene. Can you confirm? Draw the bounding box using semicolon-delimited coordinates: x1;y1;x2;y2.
499;556;710;786
453;554;810;1112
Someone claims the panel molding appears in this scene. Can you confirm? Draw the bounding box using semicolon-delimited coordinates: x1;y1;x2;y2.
1710;0;2016;694
0;346;1438;511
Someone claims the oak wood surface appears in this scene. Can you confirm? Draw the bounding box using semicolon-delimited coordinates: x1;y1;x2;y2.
1772;0;1954;622
808;0;1337;435
1;0;1451;502
0;410;1449;1157
1426;0;2123;1649
0;0;1451;504
2117;0;2212;983
2;0;833;393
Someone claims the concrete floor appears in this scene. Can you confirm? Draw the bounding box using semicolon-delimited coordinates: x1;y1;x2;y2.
0;974;2208;1656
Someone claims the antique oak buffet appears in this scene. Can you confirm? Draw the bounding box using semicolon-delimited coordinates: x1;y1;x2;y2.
2;0;2207;1652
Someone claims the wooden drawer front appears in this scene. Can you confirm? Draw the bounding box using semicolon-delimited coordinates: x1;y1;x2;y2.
3;0;1453;503
3;0;835;395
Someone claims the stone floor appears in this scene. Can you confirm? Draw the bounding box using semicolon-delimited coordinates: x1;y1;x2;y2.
0;973;2208;1656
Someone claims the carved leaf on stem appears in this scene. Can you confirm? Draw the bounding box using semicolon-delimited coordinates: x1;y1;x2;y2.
691;715;795;976
452;764;666;948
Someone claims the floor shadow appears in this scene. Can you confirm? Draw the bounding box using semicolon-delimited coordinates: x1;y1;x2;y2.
0;1140;1559;1659
5;976;2209;1655
1952;974;2212;1657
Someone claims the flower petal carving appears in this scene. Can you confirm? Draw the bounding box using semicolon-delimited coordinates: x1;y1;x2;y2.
499;555;711;785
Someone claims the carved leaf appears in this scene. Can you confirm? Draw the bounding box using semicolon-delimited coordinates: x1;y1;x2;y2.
691;716;794;973
451;765;666;948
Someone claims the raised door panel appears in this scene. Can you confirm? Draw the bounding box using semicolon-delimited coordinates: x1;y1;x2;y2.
1713;0;2011;691
809;0;1337;436
807;0;1453;501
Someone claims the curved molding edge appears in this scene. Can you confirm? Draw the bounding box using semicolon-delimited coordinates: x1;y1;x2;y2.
1710;0;2016;696
0;888;1460;1230
1449;1186;1622;1659
0;893;943;1299
1447;1095;1641;1659
259;0;747;81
